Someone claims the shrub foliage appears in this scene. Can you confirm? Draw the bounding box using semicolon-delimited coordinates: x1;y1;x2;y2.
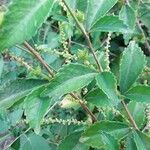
0;0;150;149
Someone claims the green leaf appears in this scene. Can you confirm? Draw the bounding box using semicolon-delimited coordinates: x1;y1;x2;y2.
96;72;119;106
84;88;112;107
81;131;119;149
0;79;48;109
81;121;130;144
119;41;146;93
124;85;150;103
125;101;146;128
133;131;150;150
24;87;51;134
41;63;97;97
8;109;23;126
119;5;136;44
125;135;137;150
20;134;50;150
65;0;77;10
0;0;55;51
0;56;4;77
58;131;88;150
91;16;129;33
0;110;10;133
85;0;118;30
119;5;136;30
0;109;22;133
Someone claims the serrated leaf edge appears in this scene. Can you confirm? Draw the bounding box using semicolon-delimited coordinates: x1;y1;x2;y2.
41;63;98;97
96;71;120;106
119;41;146;93
90;0;118;29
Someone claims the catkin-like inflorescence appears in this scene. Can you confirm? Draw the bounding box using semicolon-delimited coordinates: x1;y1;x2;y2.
104;32;112;71
42;118;88;126
145;105;150;130
10;54;33;71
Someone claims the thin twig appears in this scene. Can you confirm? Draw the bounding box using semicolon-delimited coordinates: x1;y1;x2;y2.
65;1;138;125
121;0;144;129
70;93;97;123
121;100;139;130
23;41;55;77
61;0;103;72
23;42;97;123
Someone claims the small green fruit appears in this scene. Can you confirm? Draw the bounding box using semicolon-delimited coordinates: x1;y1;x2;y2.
76;10;84;23
77;49;89;61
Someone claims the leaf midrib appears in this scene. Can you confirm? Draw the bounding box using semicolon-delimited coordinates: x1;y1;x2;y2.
46;72;97;96
8;0;49;42
120;44;135;92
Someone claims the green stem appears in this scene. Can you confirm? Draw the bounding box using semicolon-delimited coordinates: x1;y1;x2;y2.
61;0;103;72
70;93;97;123
23;42;97;123
121;100;139;130
23;41;55;77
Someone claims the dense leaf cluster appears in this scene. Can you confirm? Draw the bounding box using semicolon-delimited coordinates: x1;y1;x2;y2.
0;0;150;149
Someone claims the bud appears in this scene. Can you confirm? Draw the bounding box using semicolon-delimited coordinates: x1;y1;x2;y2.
77;49;89;61
75;10;84;23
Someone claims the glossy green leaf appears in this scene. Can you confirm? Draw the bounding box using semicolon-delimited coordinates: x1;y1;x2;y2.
84;88;112;107
58;131;88;150
41;63;97;97
119;5;136;30
0;79;47;109
96;72;119;106
81;131;119;149
125;135;137;150
125;101;146;128
20;134;50;150
24;87;51;134
119;41;146;93
0;110;10;133
91;16;128;33
0;0;55;51
8;109;23;126
68;0;118;31
81;121;130;144
119;5;136;44
133;131;150;150
76;0;88;13
124;85;150;103
85;0;118;30
65;0;78;10
0;109;23;133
